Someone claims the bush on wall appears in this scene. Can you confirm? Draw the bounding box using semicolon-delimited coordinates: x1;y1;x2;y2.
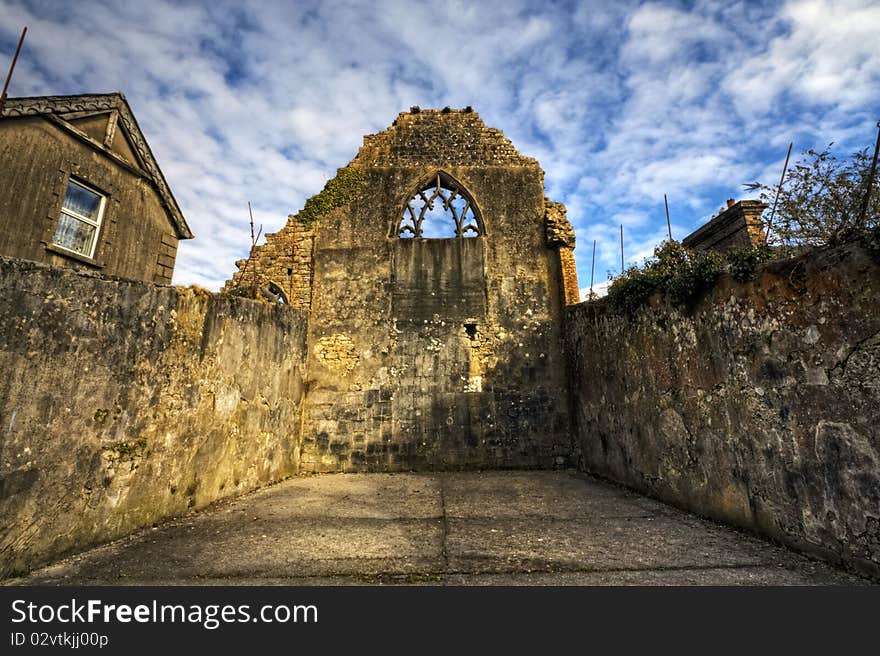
606;241;776;315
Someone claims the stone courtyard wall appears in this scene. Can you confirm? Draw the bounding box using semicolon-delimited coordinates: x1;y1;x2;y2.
565;237;880;577
0;257;307;576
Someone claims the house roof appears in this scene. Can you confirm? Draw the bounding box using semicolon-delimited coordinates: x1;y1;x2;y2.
1;92;193;239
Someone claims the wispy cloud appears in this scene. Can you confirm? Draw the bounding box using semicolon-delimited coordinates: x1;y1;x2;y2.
1;0;877;290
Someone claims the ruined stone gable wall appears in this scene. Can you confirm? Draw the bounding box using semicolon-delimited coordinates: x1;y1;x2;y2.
223;219;316;311
0;257;307;577
298;110;572;471
354;109;532;167
222;167;367;310
564;238;880;577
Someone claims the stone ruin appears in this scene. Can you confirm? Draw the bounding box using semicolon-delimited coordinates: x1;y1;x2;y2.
3;106;878;579
225;108;579;471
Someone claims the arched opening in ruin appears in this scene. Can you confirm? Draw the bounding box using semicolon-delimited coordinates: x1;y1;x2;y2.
391;171;488;322
396;172;483;239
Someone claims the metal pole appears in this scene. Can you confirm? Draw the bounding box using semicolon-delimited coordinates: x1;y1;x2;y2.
856;121;880;228
247;201;259;294
664;194;672;241
589;239;596;297
0;27;27;116
620;224;624;274
765;142;793;244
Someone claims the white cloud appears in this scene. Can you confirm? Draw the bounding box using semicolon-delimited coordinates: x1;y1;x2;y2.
580;279;612;301
1;0;877;292
727;0;880;114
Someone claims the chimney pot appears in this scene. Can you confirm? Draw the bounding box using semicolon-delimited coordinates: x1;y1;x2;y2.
726;198;736;208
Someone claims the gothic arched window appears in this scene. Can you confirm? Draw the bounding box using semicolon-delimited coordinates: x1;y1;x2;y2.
397;173;482;239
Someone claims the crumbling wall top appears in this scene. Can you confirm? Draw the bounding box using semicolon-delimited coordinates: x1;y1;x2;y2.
351;107;540;168
544;198;576;248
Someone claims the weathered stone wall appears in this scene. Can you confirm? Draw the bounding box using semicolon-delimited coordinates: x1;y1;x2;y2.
544;199;579;305
565;238;880;577
0;257;307;577
263;109;574;471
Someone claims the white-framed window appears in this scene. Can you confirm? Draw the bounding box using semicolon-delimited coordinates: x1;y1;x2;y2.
52;179;106;259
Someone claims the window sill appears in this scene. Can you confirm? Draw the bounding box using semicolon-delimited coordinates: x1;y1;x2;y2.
43;243;104;269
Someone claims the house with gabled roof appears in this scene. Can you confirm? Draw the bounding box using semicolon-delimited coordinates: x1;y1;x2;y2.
0;92;192;283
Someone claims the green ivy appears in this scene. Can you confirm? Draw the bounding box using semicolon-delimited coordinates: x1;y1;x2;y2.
607;241;776;315
725;244;775;282
666;249;725;306
292;166;366;225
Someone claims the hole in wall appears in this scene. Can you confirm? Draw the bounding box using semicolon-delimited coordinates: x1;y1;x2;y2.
263;281;288;304
464;322;477;340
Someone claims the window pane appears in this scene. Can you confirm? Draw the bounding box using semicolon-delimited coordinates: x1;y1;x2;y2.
62;181;102;220
53;212;96;256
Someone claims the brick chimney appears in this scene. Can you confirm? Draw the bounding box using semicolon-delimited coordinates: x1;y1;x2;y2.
682;199;767;253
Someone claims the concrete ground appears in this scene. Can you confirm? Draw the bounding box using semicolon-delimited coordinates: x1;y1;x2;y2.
8;471;872;585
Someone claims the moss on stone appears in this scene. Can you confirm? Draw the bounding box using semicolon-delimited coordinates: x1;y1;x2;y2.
105;437;147;458
291;167;366;225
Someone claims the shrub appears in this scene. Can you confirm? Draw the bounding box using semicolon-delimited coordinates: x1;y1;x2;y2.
607;242;772;315
725;245;775;282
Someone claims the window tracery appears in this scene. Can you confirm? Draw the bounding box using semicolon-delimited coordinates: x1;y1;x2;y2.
397;173;481;238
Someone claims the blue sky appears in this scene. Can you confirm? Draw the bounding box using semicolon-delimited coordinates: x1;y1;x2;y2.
2;0;878;294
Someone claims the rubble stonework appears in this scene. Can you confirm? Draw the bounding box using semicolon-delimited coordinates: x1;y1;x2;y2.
223;219;316;311
544;199;576;248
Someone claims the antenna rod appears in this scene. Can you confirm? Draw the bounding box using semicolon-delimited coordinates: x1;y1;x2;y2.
0;26;27;116
589;239;596;297
765;142;793;244
620;224;624;274
856;121;880;228
664;193;672;241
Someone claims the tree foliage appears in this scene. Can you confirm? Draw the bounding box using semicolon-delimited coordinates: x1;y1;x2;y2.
744;145;879;248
